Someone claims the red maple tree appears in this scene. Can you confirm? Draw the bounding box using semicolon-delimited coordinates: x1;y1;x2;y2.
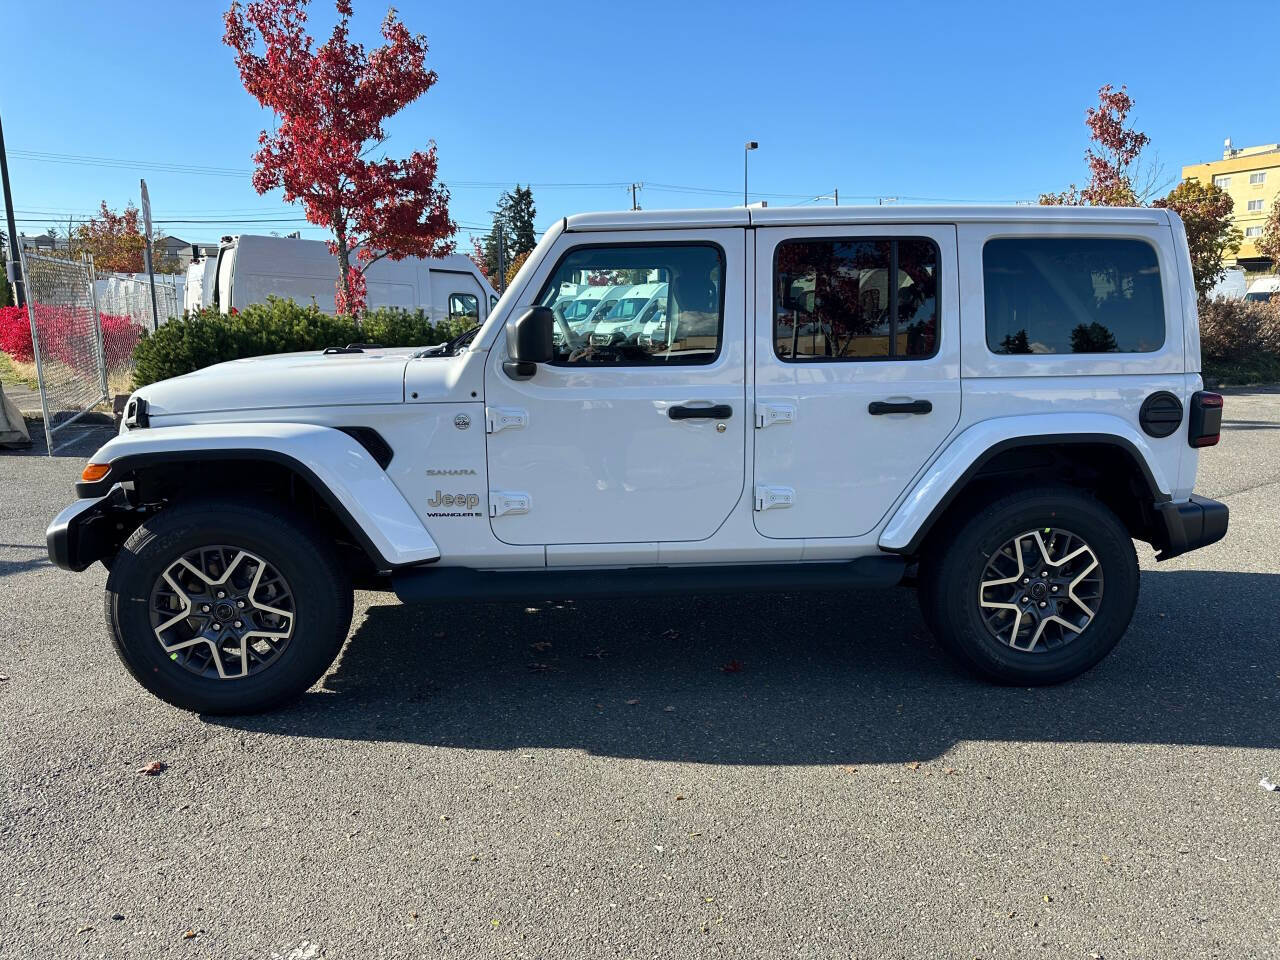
1040;84;1154;207
467;235;489;279
224;0;456;313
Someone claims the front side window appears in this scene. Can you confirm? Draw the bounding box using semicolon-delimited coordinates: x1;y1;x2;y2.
536;244;723;365
773;237;938;361
984;238;1165;355
448;293;479;320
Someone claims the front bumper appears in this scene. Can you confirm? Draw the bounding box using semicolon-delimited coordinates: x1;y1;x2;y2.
46;488;134;571
1153;495;1229;560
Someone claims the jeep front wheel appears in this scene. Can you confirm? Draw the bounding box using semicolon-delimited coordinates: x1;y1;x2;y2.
104;499;354;714
919;487;1139;685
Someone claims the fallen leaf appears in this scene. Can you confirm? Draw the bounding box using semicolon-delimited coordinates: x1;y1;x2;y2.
182;930;197;939
529;641;552;653
944;767;957;775
674;794;685;801
1042;895;1053;903
77;925;94;934
138;761;167;776
840;765;858;775
721;660;744;674
905;762;921;771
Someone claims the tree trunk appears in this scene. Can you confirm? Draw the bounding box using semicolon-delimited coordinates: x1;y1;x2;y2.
334;223;352;314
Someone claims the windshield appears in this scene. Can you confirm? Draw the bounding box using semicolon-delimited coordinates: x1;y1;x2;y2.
563;298;601;321
603;297;649;322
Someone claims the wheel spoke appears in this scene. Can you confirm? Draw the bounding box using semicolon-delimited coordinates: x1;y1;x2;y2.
977;527;1103;653
149;544;295;681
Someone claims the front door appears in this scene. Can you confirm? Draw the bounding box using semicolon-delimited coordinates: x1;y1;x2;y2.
484;230;746;546
753;224;961;539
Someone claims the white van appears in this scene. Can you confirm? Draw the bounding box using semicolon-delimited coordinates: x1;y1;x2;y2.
183;256;218;313
212;235;498;322
590;282;668;346
552;283;629;346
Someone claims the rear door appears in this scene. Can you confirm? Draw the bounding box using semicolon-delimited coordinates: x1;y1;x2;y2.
753;224;961;538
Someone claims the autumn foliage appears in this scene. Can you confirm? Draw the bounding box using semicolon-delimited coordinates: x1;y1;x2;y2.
77;202;147;274
224;0;456;313
1154;180;1241;296
1040;85;1151;207
0;304;142;370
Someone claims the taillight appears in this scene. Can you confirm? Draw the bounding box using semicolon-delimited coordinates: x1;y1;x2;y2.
1188;391;1223;448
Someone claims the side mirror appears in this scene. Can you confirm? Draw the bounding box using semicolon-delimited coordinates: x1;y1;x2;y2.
504;306;554;380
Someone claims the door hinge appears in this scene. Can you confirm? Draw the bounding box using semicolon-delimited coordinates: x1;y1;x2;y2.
754;485;795;511
755;403;796;429
489;490;531;518
486;407;529;434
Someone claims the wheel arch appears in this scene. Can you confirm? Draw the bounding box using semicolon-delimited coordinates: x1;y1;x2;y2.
59;423;438;574
880;426;1170;558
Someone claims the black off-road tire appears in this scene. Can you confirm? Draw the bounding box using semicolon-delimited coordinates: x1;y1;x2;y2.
918;486;1139;685
104;498;353;714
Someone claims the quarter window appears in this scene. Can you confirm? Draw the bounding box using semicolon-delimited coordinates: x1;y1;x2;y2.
984;238;1165;355
535;244;723;365
773;237;939;361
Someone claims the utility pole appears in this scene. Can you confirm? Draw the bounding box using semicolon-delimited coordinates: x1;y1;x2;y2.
630;182;643;211
0;109;24;306
833;188;839;207
743;141;758;206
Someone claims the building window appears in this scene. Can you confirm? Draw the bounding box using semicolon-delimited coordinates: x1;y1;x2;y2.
1214;175;1231;188
1245;226;1264;238
1248;199;1265;212
984;238;1165;355
1249;172;1267;186
773;237;939;361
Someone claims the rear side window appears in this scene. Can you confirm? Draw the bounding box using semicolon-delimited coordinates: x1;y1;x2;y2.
984;238;1164;355
773;237;939;361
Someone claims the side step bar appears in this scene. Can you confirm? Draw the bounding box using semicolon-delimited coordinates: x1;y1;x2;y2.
391;555;906;604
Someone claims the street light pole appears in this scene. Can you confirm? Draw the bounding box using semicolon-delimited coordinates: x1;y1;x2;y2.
0;110;24;307
743;141;758;206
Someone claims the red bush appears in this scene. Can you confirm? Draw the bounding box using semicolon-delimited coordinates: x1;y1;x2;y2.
0;306;33;362
0;304;142;371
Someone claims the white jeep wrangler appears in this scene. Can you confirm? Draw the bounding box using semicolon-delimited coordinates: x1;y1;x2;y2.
49;205;1228;713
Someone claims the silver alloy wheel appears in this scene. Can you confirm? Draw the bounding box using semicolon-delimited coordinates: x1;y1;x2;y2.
978;528;1103;653
148;546;295;679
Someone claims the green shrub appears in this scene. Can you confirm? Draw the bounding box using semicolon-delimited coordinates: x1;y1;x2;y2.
132;298;476;386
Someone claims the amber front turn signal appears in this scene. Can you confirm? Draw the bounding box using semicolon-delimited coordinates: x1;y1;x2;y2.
81;463;111;483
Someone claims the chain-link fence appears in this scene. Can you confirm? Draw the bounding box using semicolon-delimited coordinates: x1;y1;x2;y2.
16;247;108;454
96;273;180;392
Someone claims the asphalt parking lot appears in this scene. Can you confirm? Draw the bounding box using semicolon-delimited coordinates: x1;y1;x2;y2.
2;394;1278;960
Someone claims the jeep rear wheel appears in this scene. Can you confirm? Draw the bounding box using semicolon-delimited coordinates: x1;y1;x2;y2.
105;499;353;714
919;487;1139;685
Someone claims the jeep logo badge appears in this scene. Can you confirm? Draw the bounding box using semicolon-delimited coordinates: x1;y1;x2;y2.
454;414;471;430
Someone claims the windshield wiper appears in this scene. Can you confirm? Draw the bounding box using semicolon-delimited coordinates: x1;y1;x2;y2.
412;325;479;359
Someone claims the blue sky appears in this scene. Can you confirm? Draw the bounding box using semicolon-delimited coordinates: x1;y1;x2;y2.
3;0;1276;248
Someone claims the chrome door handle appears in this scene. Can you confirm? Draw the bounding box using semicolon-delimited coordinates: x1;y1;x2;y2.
669;404;733;420
868;399;932;415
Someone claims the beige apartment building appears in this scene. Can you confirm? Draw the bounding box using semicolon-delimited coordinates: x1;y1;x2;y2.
1182;139;1279;275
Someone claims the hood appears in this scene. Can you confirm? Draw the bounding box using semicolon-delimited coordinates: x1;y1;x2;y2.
135;349;415;417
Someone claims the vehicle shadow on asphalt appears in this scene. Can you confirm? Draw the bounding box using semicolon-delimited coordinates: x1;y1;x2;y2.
213;569;1279;764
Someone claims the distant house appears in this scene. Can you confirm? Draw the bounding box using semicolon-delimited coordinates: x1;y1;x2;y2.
153;236;218;270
